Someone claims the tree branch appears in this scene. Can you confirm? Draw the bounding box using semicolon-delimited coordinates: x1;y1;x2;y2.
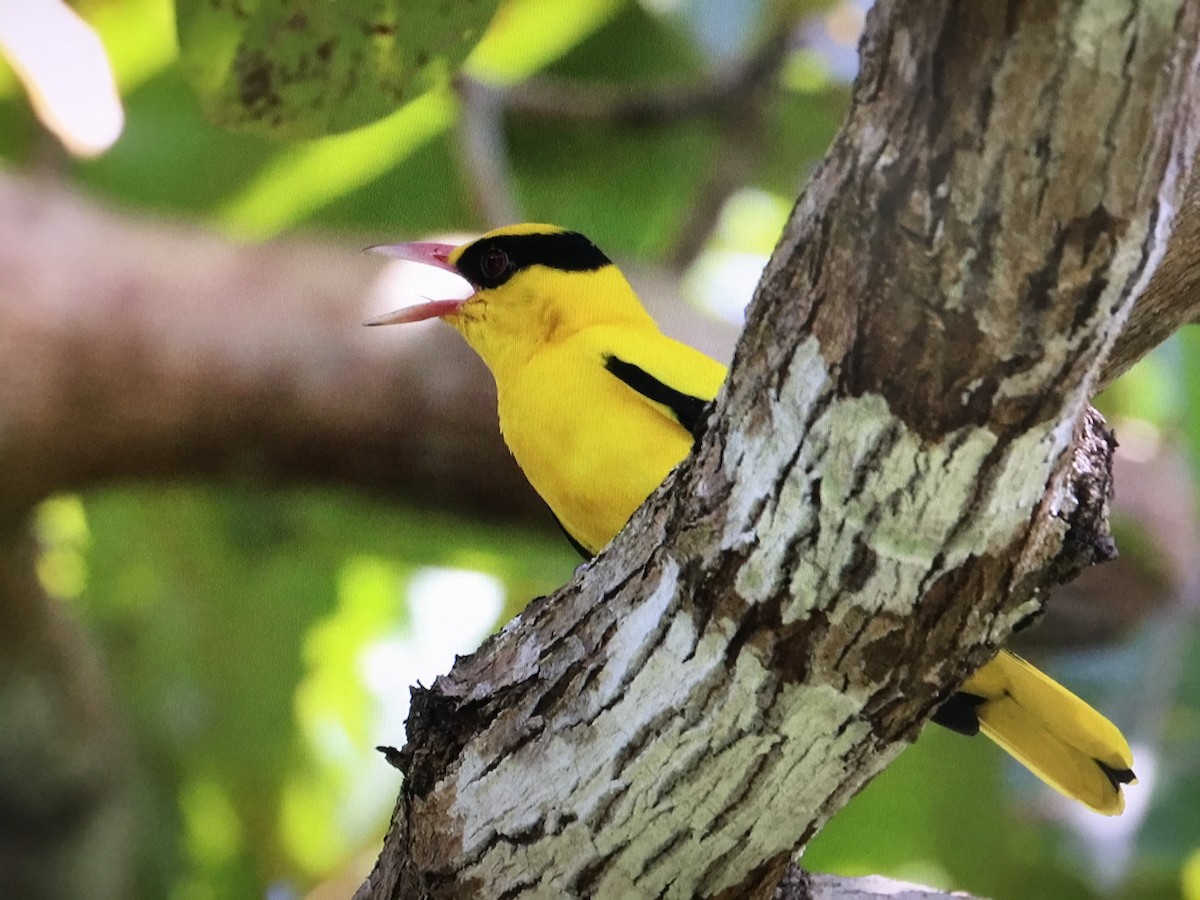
800;871;972;900
456;19;798;260
468;23;793;126
1102;161;1200;387
0;175;533;522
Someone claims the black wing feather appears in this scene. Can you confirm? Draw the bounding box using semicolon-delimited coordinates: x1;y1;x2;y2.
931;691;987;736
603;355;709;437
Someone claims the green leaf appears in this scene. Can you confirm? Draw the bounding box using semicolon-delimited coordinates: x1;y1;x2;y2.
505;3;715;256
76;484;575;894
1184;847;1200;900
465;0;625;85
213;85;456;239
175;0;500;138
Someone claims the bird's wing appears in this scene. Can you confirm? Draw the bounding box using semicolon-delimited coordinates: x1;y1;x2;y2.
597;329;727;438
542;327;727;561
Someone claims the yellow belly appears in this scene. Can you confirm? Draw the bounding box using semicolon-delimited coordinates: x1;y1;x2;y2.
496;342;697;555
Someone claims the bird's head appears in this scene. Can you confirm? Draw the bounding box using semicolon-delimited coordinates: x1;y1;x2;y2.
367;224;653;371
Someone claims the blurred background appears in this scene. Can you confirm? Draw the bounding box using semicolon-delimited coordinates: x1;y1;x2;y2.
0;0;1198;897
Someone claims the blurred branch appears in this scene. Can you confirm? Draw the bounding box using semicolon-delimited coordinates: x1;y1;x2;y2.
456;77;521;228
0;173;534;523
0;523;134;900
475;25;791;125
1027;445;1198;648
664;22;796;269
454;20;796;253
666;91;771;270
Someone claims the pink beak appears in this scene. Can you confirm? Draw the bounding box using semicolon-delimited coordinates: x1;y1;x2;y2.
365;241;469;325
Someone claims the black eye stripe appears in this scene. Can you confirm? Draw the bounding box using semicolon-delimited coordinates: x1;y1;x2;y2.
455;231;612;289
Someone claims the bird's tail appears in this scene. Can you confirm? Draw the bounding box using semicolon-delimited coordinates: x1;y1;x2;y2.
948;650;1136;815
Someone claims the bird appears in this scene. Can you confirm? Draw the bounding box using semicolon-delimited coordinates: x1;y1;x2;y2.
366;222;1136;815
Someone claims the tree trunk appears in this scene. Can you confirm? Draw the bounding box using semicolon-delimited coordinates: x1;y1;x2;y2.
359;1;1200;897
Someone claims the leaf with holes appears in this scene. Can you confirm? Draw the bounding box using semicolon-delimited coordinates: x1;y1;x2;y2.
175;0;499;138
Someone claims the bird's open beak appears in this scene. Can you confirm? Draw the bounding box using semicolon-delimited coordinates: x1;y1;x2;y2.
364;241;468;325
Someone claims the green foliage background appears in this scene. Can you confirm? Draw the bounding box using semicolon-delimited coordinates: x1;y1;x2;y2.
3;0;1199;897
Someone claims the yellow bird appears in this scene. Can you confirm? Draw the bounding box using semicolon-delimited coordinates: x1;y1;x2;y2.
368;223;1136;815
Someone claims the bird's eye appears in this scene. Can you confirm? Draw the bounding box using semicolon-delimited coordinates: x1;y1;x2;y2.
481;248;511;281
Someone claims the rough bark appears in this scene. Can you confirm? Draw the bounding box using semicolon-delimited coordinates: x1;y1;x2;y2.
1104;161;1200;387
802;872;971;900
358;2;1200;898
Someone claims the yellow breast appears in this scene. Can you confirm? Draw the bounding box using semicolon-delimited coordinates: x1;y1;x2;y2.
496;331;707;555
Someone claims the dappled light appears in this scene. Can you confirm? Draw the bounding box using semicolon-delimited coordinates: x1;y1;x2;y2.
0;0;123;156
